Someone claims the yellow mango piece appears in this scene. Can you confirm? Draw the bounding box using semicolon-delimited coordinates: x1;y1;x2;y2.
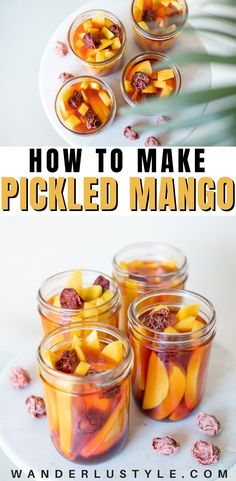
111;37;121;50
161;258;177;271
96;39;114;51
52;294;61;308
131;60;153;77
192;320;205;331
142;85;157;94
71;335;87;361
83;302;99;320
82;285;103;301
92;12;105;27
87;27;100;36
87;55;96;62
138;21;149;31
105;18;113;27
96;51;106;62
158;69;175;81
83;19;93;31
74;361;91;376
151;80;166;89
102;290;113;302
80;80;89;90
143;352;169;410
43;349;57;368
171;0;183;11
136;0;144;9
164;326;178;333
56;391;72;459
99;90;111;107
65;114;81;130
83;330;101;351
175;316;196;333
161;0;171;6
153;0;161;6
101;340;123;364
78;102;89;116
160;85;173;97
185;348;205;410
124;80;133;93
90;81;101;90
59;99;71;120
81;90;89;103
101;26;114;39
152;362;186;419
104;49;114;60
176;304;200;321
66;269;83;295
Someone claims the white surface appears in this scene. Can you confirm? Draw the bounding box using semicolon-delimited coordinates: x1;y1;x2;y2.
39;0;211;146
0;216;236;480
0;342;236;481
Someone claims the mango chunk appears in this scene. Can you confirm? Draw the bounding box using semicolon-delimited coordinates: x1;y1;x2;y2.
96;51;106;62
74;361;91;376
105;18;113;27
81;90;89;103
97;39;114;51
104;49;114;60
192;320;205;331
99;90;111;107
87;27;100;36
138;21;149;31
158;69;175;81
164;326;178;333
83;330;101;352
52;294;61;308
66;269;83;295
185;348;205;410
43;349;57;368
102;290;113;302
111;37;121;50
160;85;173;97
65;114;81;130
131;60;153;77
175;316;196;333
101;26;114;39
80;80;89;90
82;285;102;301
151;362;186;419
101;340;123;364
143;352;169;410
78;102;89;116
90;81;101;90
142;85;157;94
71;335;87;361
83;19;93;31
125;80;133;93
151;80;166;89
92;12;105;27
176;304;200;321
161;258;177;271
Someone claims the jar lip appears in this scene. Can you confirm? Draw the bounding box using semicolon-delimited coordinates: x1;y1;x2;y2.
131;0;189;40
37;269;119;315
37;322;133;386
55;76;116;136
112;241;188;283
128;288;216;346
67;9;127;66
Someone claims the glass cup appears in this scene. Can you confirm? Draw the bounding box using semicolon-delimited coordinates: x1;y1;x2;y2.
121;52;181;113
113;242;188;333
55;76;116;135
131;0;188;52
68;10;127;77
128;289;216;421
38;323;133;463
38;270;121;334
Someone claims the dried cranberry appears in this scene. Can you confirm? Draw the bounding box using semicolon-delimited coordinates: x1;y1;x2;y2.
59;72;74;84
143;307;171;331
131;72;150;91
68;90;83;109
124;126;140;140
142;9;156;22
55;41;68;57
144;136;161;147
56;349;79;374
191;440;221;465
85;111;102;130
10;367;31;389
152;436;180;456
60;288;84;309
196;412;221;436
109;24;122;37
25;395;46;418
83;33;100;49
78;408;104;434
93;275;110;292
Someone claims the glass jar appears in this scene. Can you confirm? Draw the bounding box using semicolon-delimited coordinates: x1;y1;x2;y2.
38;323;133;463
121;52;181;113
131;0;188;52
38;270;121;334
68;10;127;77
113;242;188;333
55;76;116;135
128;289;216;421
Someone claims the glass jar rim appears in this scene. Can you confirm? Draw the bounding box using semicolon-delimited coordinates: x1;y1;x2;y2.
38;268;120;316
37;322;133;387
131;0;189;41
55;75;116;136
112;241;188;284
67;9;127;66
128;288;216;348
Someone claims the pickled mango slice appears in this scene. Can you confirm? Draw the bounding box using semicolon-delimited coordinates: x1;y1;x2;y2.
176;304;200;321
92;12;105;27
99;90;111;107
82;285;103;301
83;330;101;352
175;316;196;333
192;320;205;332
52;295;61;308
101;340;123;364
65;115;81;130
160;84;173;97
112;37;121;50
161;258;177;271
43;349;57;368
164;326;178;333
185;348;205;410
57;390;73;458
101;290;113;302
143;352;169;410
66;269;83;295
101;26;114;39
151;362;186;420
158;69;175;81
74;361;91;376
71;335;87;362
130;60;153;78
138;21;149;31
78;102;89;116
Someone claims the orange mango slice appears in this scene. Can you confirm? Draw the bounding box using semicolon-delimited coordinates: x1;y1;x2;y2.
176;304;200;321
151;362;186;420
66;269;83;295
164;326;178;334
143;352;169;410
192;320;205;331
101;340;123;364
74;361;91;376
169;402;187;421
82;330;100;352
185;348;205;410
175;316;196;333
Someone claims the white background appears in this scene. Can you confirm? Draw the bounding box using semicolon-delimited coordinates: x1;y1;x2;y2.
0;215;236;479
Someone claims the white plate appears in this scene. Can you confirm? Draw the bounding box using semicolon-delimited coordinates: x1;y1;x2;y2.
39;0;211;147
0;343;236;481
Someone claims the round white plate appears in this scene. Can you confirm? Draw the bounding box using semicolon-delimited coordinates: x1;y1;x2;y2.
39;0;211;147
0;343;236;481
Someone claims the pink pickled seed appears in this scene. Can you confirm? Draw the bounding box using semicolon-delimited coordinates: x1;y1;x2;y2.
152;436;180;456
55;41;68;56
10;367;31;389
25;395;46;419
144;136;161;147
191;440;221;465
124;126;140;140
196;412;221;436
58;72;74;84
